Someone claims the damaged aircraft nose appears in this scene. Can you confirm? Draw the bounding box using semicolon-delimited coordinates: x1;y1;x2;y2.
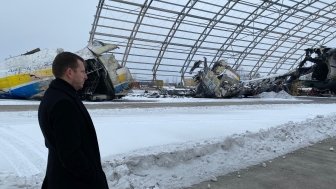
0;41;133;100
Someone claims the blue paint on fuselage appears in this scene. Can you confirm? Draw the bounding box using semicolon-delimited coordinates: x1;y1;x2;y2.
0;80;131;99
0;81;44;99
114;82;130;94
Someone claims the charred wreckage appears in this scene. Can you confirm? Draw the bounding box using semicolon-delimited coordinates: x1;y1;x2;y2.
188;47;336;98
1;44;335;100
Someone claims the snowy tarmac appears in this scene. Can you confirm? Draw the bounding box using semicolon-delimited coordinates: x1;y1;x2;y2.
0;92;336;188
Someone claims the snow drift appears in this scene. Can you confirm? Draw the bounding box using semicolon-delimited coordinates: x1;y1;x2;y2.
2;113;335;189
102;114;336;189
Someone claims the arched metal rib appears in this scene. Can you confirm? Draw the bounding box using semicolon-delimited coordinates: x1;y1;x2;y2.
267;1;336;75
179;1;239;79
121;0;153;67
209;0;275;68
151;0;197;81
88;0;336;81
89;0;105;43
235;0;313;78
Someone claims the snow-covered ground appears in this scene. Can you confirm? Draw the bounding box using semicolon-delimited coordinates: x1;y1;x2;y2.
0;92;336;188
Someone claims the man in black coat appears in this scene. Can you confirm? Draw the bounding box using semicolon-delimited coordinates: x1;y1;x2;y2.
38;52;109;189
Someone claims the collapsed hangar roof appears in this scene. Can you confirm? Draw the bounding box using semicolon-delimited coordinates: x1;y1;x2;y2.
89;0;336;82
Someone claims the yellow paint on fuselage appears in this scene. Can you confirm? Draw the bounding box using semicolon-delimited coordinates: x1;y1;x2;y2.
0;74;32;89
0;68;52;89
33;68;53;77
117;73;126;82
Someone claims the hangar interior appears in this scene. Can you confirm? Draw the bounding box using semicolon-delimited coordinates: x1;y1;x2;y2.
89;0;336;84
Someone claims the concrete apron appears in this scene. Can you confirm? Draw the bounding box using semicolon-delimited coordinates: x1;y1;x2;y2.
187;137;336;189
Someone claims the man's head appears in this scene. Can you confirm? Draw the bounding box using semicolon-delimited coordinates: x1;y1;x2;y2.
52;52;88;90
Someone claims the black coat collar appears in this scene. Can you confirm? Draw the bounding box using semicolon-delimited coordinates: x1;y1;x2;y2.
49;78;77;98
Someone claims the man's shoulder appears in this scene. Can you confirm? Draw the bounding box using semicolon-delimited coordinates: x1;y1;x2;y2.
39;87;74;110
44;87;71;100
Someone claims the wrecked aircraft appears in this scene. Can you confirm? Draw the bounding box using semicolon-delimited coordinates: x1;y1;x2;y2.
190;47;336;98
291;47;336;93
189;57;241;98
0;41;133;100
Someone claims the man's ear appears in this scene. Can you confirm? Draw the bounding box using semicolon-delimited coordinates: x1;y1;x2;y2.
64;67;73;79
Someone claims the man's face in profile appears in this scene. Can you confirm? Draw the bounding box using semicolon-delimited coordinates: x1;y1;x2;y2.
69;60;88;90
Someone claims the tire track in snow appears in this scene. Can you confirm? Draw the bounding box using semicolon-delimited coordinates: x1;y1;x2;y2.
0;127;46;177
3;126;47;160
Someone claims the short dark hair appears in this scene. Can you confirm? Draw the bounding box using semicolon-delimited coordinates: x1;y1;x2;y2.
52;52;85;78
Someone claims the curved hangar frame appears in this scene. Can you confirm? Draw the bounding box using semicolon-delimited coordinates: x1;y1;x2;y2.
89;0;336;83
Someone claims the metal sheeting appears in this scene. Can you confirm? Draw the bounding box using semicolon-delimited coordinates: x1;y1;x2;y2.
89;0;336;82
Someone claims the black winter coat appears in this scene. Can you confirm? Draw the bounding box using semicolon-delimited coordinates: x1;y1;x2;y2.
38;78;109;189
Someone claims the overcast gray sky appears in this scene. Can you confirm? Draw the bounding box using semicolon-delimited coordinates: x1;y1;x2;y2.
0;1;98;60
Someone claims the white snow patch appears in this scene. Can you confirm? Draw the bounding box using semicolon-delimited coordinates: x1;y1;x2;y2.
101;114;336;189
0;99;40;105
256;90;295;99
0;96;334;189
0;90;306;106
1;113;335;189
